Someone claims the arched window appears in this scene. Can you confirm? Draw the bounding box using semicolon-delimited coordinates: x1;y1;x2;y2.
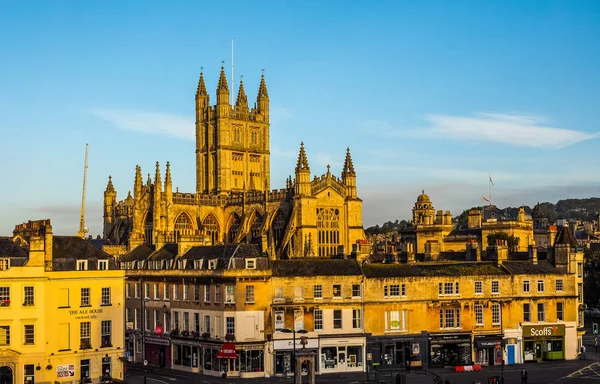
250;212;264;239
272;210;286;249
203;214;220;245
317;208;341;257
174;213;193;236
144;212;153;245
227;213;241;243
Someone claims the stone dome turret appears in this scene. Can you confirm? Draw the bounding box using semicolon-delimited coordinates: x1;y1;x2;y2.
417;190;431;203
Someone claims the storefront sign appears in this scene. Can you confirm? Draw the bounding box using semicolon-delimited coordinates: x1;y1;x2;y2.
145;336;170;346
412;343;420;355
56;364;75;378
523;324;565;338
430;333;471;344
155;325;163;335
274;311;284;330
274;338;318;350
216;343;237;359
69;308;104;320
294;310;304;331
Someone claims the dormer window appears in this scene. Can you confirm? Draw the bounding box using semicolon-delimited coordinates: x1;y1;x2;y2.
177;260;186;269
194;260;203;269
0;259;10;270
245;259;256;269
98;260;108;270
208;259;217;270
77;260;88;271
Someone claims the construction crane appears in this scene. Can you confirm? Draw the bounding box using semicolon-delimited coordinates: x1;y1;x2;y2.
77;144;89;238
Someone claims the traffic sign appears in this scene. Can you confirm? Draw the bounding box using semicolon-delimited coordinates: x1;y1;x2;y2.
143;360;148;367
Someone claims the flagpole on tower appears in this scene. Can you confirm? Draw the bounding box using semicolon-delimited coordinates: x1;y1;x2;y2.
231;37;235;103
488;174;494;207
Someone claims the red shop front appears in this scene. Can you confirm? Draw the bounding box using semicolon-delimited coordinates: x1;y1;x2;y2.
145;336;171;367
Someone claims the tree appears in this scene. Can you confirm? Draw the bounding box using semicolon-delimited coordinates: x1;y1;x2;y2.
486;232;520;252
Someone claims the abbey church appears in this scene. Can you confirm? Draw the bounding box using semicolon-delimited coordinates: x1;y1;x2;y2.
103;66;365;259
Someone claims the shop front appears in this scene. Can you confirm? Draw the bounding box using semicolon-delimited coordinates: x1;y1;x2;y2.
522;324;565;362
171;338;200;373
237;343;265;378
319;336;366;374
144;336;171;368
474;334;502;366
367;333;428;369
273;337;319;376
429;333;472;367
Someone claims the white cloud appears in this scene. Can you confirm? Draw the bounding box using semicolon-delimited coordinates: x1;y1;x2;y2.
89;108;194;141
423;113;599;148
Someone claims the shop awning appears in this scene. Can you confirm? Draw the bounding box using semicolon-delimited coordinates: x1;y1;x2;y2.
216;343;237;359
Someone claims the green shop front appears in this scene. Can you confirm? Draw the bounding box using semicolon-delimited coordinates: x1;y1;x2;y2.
522;324;565;362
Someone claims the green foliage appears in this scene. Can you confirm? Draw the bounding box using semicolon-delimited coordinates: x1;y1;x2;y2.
486;232;520;251
365;219;407;236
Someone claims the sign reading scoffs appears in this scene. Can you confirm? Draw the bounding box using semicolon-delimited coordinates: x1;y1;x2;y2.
523;324;565;338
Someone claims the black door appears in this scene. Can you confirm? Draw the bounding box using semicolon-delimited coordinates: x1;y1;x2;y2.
159;346;166;367
0;366;13;384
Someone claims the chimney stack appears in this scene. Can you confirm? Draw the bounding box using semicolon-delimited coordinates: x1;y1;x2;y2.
528;244;538;265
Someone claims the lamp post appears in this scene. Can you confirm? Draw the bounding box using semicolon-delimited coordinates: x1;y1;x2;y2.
278;327;308;382
491;299;504;384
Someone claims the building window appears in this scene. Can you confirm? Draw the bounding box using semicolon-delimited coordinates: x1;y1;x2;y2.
145;309;150;331
145;284;151;299
352;309;361;329
385;311;407;331
24;324;34;345
537;303;545;322
23;286;34;306
557;302;564;321
556;279;563;292
98;260;108;270
313;285;322;299
578;262;583;278
204;316;211;334
101;288;111;305
523;303;531;322
184;312;190;331
194;285;200;302
0;326;9;345
101;320;111;347
317;208;341;257
491;280;499;294
352;284;361;297
154;284;160;300
173;312;179;331
80;288;90;306
195;313;200;333
226;317;235;335
245;286;255;303
153;310;159;329
292;286;303;301
80;322;91;349
333;309;342;329
523;280;530;293
537;280;545;292
135;309;140;330
439;308;461;329
208;259;217;270
164;283;170;300
126;283;131;298
0;259;10;270
314;309;323;330
204;285;210;302
245;259;256;269
439;282;459;295
0;287;9;307
183;284;189;301
134;283;140;298
226;285;235;303
386;284;404;297
332;284;342;298
475;304;484;325
578;283;583;303
173;285;179;301
76;260;88;271
474;281;482;295
215;285;221;303
165;312;171;332
492;304;501;325
274;287;284;301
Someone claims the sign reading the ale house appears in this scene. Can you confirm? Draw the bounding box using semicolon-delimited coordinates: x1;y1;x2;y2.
523;324;565;338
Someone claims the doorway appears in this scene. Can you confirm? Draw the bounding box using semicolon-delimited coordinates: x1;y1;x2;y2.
535;343;542;362
0;366;13;384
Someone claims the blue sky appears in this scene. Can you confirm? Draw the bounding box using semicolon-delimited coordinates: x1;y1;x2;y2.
1;1;600;236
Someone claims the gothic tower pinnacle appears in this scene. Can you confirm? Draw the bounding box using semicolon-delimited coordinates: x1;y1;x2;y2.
342;147;357;198
235;77;248;109
294;142;311;196
216;63;230;105
257;70;269;117
196;68;209;113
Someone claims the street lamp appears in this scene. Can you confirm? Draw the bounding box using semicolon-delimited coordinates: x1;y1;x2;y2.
491;299;504;384
141;292;149;362
278;328;308;382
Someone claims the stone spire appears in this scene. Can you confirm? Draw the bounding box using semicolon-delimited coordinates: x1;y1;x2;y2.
154;161;162;191
342;147;356;177
105;175;115;193
196;68;209;111
146;173;152;188
216;63;230;105
196;69;207;96
235;77;248;108
257;70;269;116
165;161;172;187
295;142;310;173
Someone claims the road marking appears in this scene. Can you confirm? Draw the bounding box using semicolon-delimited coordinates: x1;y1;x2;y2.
147;378;170;384
159;376;177;381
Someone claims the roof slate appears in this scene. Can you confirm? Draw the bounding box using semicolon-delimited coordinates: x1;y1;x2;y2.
181;244;262;260
361;262;507;278
120;244;155;262
501;260;564;275
52;236;113;260
272;259;362;277
0;237;28;258
150;244;178;261
554;227;578;247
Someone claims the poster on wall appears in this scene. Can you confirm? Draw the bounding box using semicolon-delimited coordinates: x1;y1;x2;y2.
294;310;304;331
56;364;75;378
275;311;284;330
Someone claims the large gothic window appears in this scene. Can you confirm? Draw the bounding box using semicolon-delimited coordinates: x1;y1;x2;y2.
317;208;341;257
203;214;220;245
272;210;286;249
174;213;193;236
250;212;264;239
227;213;241;243
144;212;154;245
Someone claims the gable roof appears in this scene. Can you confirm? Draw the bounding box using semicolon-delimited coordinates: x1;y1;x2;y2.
0;237;28;258
554;226;578;247
52;236;113;260
120;244;155;262
149;244;178;261
272;259;362;277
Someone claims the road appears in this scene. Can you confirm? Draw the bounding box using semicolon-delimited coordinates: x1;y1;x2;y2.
125;358;599;384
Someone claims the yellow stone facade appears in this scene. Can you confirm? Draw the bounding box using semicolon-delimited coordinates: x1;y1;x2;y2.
1;220;125;384
103;67;365;260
